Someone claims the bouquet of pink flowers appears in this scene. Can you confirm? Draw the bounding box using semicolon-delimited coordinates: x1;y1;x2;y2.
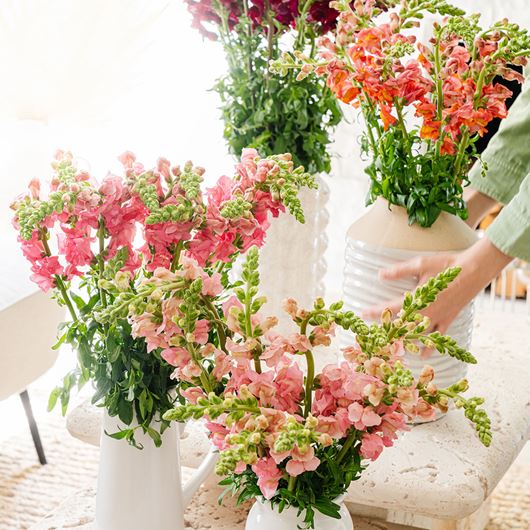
12;148;314;445
272;0;530;227
141;246;492;528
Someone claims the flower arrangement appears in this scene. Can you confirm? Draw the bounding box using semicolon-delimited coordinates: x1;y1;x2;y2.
11;148;314;446
137;247;493;528
272;0;530;227
185;0;343;174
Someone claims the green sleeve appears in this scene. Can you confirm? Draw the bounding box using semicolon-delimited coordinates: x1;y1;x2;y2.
468;78;530;261
486;173;530;261
469;80;530;205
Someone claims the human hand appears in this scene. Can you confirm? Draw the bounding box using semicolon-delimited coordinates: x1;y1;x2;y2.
363;237;513;334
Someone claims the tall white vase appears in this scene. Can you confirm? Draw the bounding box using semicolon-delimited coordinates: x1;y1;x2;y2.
341;198;477;388
246;497;353;530
95;412;217;530
258;175;329;333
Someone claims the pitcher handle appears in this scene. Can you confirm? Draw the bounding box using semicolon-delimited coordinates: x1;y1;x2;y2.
181;445;218;508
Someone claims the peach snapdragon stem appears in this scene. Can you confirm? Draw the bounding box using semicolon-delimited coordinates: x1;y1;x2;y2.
39;229;78;321
304;350;315;418
97;216;107;308
336;431;356;465
287;318;314;495
201;295;228;353
245;286;262;374
301;319;314;418
189;343;213;393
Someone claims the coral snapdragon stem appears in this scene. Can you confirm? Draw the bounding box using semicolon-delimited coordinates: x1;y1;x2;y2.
170;240;184;272
39;229;78;321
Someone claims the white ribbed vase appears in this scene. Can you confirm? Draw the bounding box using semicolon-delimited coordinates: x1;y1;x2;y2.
341;199;477;389
246;497;353;530
258;175;329;334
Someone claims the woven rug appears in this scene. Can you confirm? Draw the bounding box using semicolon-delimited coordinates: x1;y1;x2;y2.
0;410;528;530
0;410;99;530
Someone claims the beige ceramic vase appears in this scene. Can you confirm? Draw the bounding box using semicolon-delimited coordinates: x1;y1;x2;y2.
341;198;477;389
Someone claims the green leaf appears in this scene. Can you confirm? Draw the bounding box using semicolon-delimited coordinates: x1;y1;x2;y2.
145;426;162;448
118;397;134;425
70;292;86;311
47;388;60;412
314;499;341;519
105;428;130;440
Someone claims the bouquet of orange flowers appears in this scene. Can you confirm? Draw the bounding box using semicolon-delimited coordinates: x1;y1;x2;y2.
272;0;530;227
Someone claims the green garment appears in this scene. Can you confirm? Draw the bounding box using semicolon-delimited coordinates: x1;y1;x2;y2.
469;80;530;262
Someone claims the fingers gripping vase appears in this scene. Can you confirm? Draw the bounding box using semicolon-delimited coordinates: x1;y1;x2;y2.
246;497;353;530
95;412;217;530
258;176;329;334
341;198;477;389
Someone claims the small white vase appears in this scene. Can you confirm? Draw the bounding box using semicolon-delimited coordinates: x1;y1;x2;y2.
95;412;217;530
258;175;329;334
246;497;353;530
341;198;477;389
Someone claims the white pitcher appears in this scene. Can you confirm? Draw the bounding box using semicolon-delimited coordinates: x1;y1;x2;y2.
95;411;217;530
245;496;353;530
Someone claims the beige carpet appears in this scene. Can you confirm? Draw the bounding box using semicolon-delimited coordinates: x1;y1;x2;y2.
0;410;99;530
0;411;528;530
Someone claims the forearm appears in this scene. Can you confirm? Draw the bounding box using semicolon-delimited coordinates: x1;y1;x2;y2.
455;236;514;299
464;188;498;229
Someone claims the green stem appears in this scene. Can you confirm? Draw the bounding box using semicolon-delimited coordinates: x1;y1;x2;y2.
189;344;213;393
453;130;470;178
264;0;275;83
244;278;261;374
293;0;314;51
171;240;184;272
473;67;488;109
336;431;357;464
395;101;411;152
97;217;107;308
241;0;256;110
433;39;444;157
300;318;314;417
39;229;78;321
287;475;297;492
201;295;228;352
304;350;315;417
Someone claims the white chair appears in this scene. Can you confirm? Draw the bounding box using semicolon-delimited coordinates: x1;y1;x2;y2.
0;290;65;464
